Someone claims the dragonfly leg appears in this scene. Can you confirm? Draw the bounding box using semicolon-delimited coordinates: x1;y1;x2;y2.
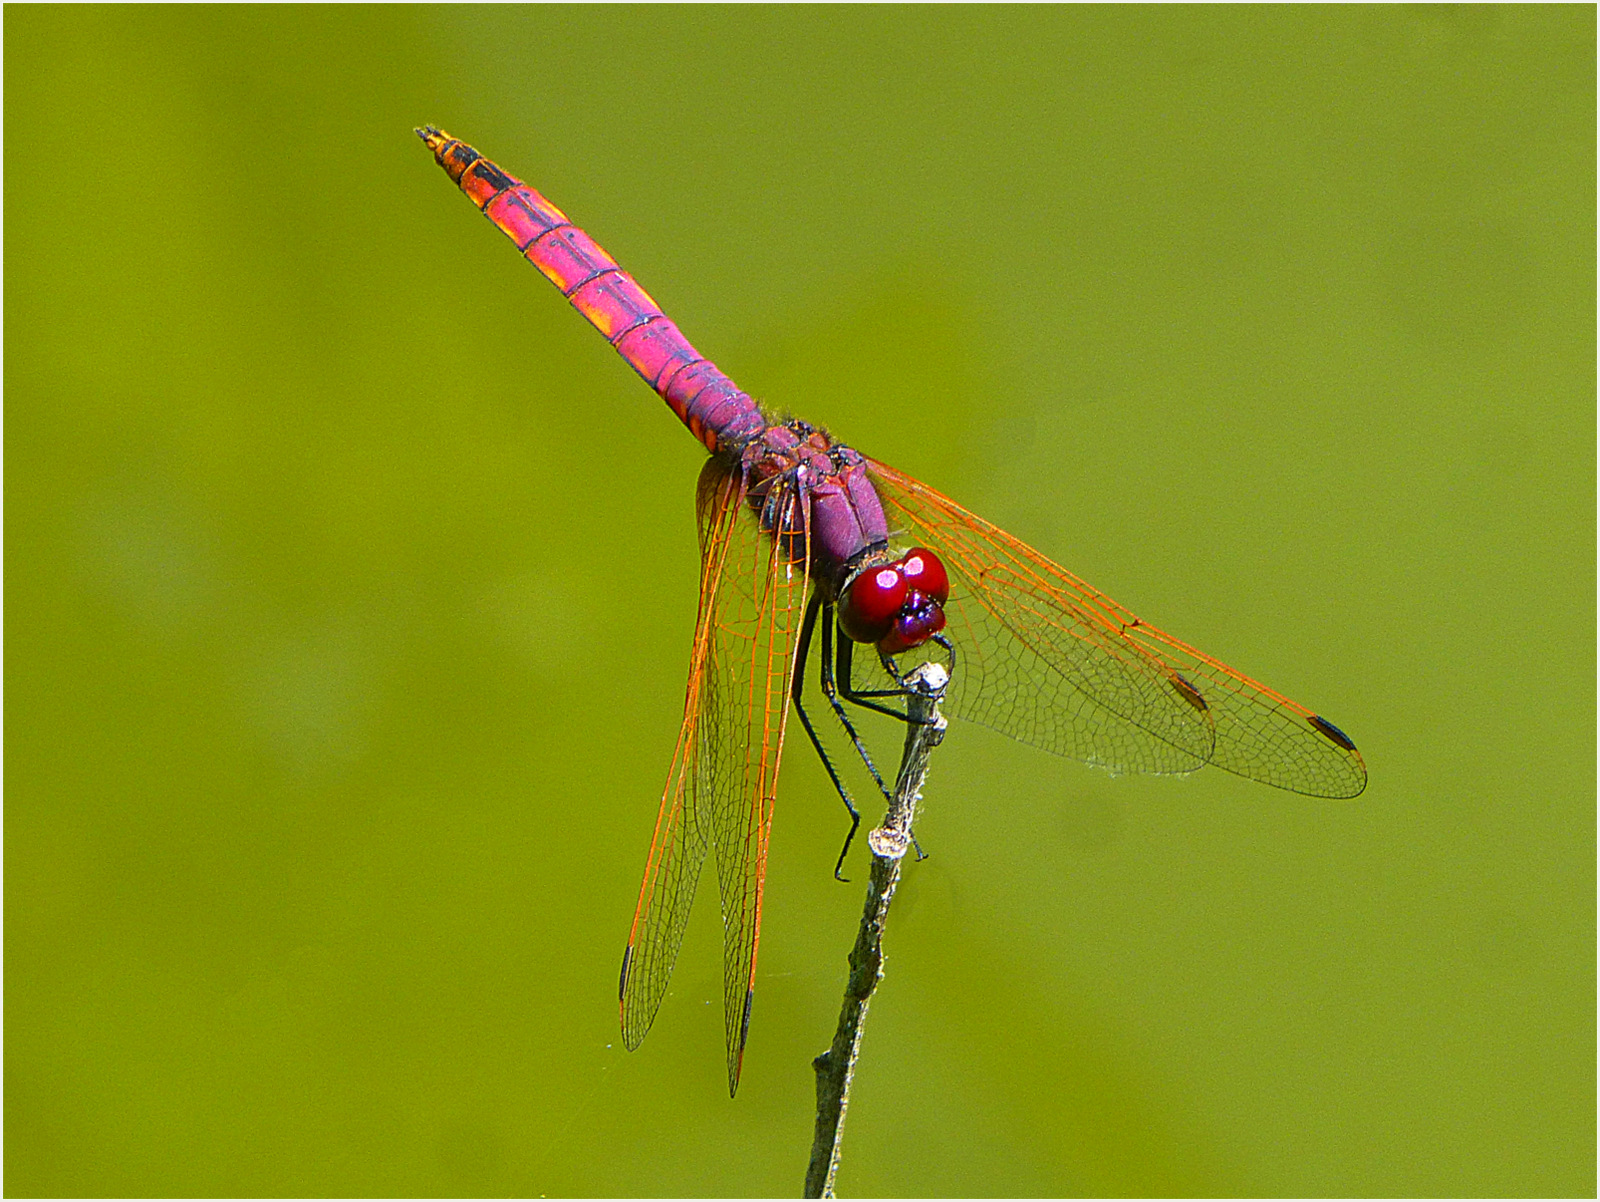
881;634;956;692
791;593;863;882
837;635;919;722
816;607;910;879
859;634;955;727
932;631;957;687
820;614;897;803
834;628;936;861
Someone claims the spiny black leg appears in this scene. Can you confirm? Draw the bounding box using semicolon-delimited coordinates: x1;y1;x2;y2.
817;604;902;880
863;634;956;727
837;633;919;723
820;611;897;804
878;648;910;689
932;631;957;685
792;592;862;881
844;632;915;701
805;611;958;880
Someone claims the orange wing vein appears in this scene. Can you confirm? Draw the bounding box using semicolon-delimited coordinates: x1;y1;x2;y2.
866;458;1367;799
619;457;812;1094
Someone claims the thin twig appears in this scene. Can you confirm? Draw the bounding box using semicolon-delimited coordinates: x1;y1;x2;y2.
804;661;949;1199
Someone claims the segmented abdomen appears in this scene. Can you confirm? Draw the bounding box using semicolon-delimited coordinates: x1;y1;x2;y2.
419;127;765;453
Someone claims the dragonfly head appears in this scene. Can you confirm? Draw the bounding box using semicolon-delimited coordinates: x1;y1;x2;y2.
837;547;950;653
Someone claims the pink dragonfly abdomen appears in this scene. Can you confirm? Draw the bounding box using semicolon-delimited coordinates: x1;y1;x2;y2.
419;127;766;454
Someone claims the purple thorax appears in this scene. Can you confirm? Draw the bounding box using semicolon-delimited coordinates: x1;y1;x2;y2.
737;420;890;591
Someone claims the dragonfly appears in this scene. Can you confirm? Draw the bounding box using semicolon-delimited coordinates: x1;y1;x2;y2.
418;126;1367;1096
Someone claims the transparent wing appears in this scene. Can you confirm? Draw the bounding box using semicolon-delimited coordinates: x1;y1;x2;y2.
866;459;1367;799
703;464;811;1094
618;461;736;1059
619;457;811;1095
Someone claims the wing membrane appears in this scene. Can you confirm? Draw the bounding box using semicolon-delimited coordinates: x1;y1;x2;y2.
619;456;811;1095
866;459;1366;799
618;460;737;1058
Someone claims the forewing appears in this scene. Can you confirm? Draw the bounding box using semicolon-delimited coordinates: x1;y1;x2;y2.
867;459;1366;798
866;459;1213;777
1120;623;1368;798
700;464;811;1095
618;458;745;1054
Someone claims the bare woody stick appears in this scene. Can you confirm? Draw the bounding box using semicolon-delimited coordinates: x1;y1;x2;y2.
804;661;949;1199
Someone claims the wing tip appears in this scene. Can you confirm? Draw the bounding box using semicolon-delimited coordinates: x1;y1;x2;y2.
1307;714;1368;798
618;943;655;1051
726;988;754;1097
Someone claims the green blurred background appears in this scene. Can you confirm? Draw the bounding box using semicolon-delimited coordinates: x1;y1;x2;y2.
7;6;1594;1196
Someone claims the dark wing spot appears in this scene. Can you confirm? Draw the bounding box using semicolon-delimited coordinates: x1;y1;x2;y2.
618;944;634;1002
1169;671;1209;712
1309;714;1357;751
738;989;754;1053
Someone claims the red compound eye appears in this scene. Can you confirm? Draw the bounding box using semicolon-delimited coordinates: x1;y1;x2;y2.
838;564;907;644
899;547;949;605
